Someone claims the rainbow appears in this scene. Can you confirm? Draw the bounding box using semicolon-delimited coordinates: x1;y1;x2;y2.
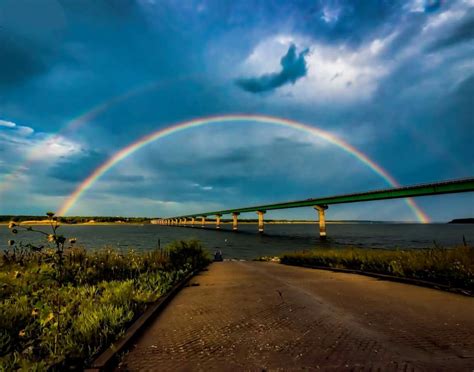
0;78;187;193
57;114;430;222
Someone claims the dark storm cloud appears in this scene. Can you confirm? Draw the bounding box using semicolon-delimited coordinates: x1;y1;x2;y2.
1;0;472;220
427;13;474;51
59;0;138;18
0;34;48;87
424;0;443;13
0;0;65;88
47;150;106;182
236;44;309;93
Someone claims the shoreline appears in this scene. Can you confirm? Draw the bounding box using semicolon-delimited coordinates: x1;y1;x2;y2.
0;220;430;226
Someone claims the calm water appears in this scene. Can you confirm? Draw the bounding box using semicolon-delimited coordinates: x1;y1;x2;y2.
1;223;473;259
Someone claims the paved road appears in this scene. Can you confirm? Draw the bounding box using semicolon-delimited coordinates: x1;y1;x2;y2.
118;262;474;371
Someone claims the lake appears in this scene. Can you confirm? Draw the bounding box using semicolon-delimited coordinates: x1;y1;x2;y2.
1;223;473;260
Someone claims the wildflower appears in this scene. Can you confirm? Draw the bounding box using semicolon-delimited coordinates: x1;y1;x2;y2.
47;234;55;243
44;312;54;324
18;329;26;337
31;308;39;317
11;228;18;234
8;240;15;246
8;221;16;229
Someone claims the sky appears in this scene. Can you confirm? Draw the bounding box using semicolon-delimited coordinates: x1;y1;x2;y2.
0;0;473;222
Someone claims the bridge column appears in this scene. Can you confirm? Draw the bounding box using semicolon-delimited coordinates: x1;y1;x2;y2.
201;216;206;227
257;210;266;233
314;205;328;239
216;214;222;229
183;218;187;226
191;217;195;227
232;212;240;231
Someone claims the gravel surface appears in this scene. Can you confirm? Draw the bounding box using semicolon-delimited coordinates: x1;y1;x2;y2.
117;261;474;371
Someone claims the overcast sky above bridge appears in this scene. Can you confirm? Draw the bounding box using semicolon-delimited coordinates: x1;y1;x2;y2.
0;0;472;222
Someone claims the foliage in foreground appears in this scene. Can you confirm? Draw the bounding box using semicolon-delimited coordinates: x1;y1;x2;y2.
280;245;474;291
0;217;210;371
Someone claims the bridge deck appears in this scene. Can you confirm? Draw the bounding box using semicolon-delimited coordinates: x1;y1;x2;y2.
118;262;474;371
173;177;474;218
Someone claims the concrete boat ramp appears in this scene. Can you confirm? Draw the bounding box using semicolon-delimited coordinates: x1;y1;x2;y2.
117;261;474;371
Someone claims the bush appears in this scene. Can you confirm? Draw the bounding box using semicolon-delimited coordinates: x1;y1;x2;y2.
280;245;474;291
1;219;211;370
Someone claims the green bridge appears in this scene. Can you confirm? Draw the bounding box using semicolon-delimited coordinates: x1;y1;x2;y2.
157;177;474;238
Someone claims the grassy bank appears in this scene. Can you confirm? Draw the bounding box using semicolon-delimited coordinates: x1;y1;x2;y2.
280;245;474;292
0;235;210;370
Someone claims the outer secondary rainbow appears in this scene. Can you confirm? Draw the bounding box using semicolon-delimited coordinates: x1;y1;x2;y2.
57;114;430;222
0;79;182;193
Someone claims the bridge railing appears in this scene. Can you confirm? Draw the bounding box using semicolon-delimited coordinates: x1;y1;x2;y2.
157;177;474;238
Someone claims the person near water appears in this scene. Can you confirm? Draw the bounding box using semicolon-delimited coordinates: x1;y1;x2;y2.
214;249;223;261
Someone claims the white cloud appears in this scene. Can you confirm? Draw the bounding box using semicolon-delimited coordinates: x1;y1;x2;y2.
0;119;16;128
321;6;341;24
422;9;466;33
29;135;83;158
0;118;36;137
239;34;393;103
191;182;214;191
16;125;35;136
0;119;84;166
405;0;427;13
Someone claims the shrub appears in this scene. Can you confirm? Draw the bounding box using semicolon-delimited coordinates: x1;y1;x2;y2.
280;245;474;290
1;216;211;370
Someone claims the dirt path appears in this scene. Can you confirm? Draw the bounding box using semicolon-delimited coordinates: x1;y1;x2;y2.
118;262;474;371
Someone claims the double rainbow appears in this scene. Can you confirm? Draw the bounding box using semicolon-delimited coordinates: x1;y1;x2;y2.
57;114;430;222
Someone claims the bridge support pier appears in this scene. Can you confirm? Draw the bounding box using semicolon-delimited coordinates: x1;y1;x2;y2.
232;212;240;231
216;214;222;229
314;205;328;239
201;216;206;228
257;210;266;233
183;218;187;226
191;217;195;227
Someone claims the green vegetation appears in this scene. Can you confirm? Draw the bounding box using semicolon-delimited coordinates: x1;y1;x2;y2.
0;215;153;224
1;213;210;370
280;245;474;291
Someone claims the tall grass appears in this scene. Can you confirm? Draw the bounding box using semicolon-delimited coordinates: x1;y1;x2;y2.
280;245;474;291
0;240;210;370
